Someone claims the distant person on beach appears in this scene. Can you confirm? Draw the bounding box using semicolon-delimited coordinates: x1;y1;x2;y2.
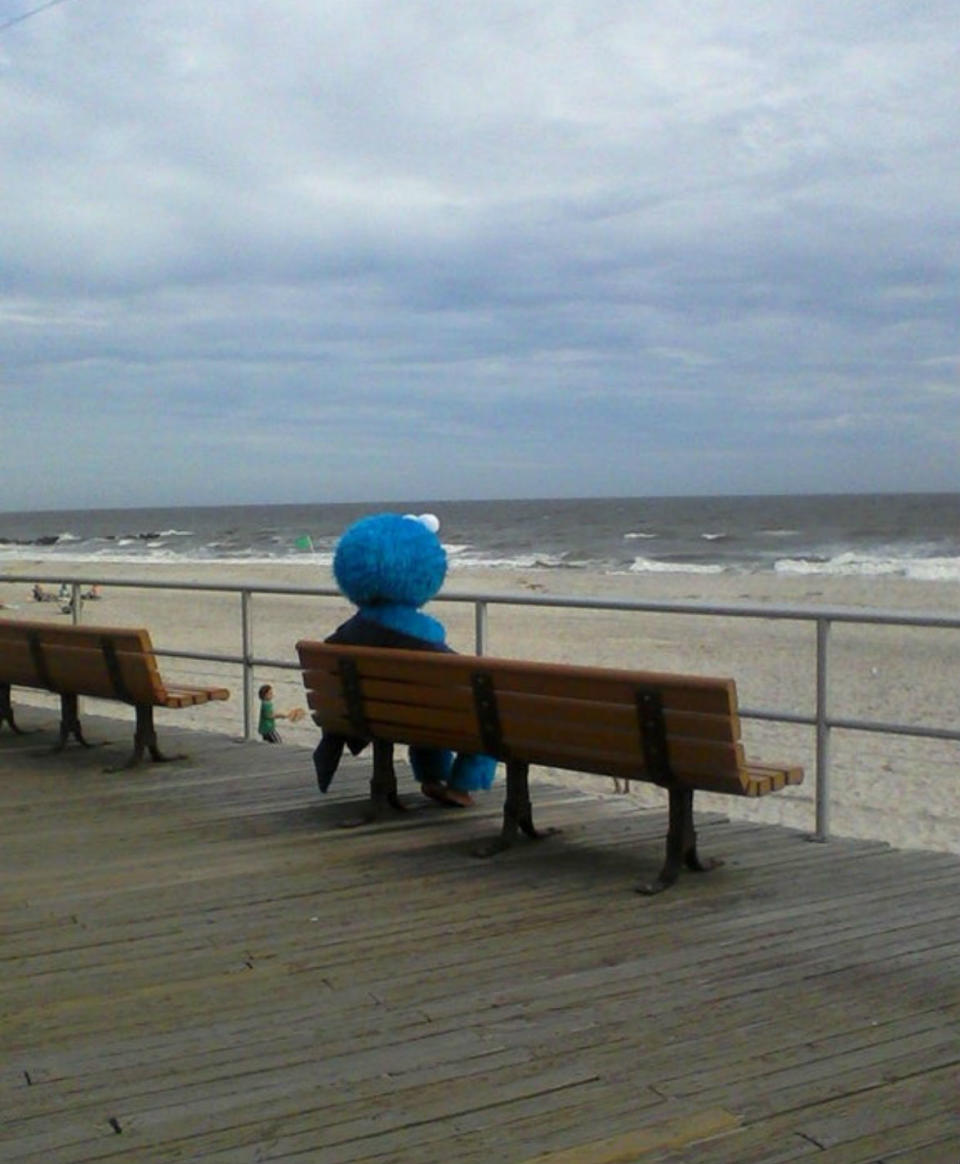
32;583;54;602
82;584;101;600
257;684;304;743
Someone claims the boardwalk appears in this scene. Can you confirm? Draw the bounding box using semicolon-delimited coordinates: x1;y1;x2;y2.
2;708;959;1163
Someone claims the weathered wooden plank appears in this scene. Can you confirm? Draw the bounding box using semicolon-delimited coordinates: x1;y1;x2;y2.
645;1064;960;1164
513;1108;742;1163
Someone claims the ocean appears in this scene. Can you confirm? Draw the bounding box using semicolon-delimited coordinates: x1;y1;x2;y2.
1;494;959;581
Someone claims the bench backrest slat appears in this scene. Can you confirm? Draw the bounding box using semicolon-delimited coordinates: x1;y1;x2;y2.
301;648;738;713
302;671;476;716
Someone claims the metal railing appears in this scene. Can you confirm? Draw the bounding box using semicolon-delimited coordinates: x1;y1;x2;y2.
3;570;959;842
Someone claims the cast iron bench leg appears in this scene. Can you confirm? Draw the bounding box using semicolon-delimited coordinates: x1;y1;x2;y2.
108;705;179;771
474;759;557;857
55;693;93;752
340;738;407;827
370;738;405;813
637;787;723;895
0;682;29;735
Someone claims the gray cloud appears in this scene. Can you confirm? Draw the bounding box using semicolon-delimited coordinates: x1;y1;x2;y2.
1;0;958;508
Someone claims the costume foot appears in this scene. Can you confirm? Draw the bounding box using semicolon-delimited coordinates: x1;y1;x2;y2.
421;783;475;808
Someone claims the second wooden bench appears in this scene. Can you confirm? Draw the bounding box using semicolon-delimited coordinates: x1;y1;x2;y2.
0;618;229;769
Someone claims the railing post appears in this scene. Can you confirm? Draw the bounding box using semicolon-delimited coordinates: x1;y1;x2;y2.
814;616;831;842
474;600;488;655
241;589;254;740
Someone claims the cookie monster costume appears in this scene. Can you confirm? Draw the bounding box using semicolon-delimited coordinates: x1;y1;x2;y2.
313;512;497;802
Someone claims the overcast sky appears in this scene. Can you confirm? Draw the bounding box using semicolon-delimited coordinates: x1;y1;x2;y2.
1;0;958;512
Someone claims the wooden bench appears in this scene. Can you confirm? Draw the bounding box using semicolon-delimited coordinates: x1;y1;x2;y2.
0;619;229;769
296;641;804;894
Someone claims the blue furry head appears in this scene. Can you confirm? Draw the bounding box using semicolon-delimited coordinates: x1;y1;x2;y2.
333;513;447;610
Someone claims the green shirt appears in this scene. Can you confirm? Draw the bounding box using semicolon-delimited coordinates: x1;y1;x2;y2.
258;699;275;735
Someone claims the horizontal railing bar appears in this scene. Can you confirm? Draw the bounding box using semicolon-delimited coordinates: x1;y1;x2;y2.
0;574;344;599
740;707;814;726
4;572;960;631
249;656;302;672
154;648;244;666
822;717;960;743
151;649;322;673
741;706;960;742
438;591;960;631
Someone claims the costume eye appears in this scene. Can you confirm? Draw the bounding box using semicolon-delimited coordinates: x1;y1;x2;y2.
403;513;440;533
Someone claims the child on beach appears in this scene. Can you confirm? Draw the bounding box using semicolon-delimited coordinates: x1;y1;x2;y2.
257;684;304;743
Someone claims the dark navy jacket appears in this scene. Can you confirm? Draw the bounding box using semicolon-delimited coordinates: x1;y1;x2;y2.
312;612;450;791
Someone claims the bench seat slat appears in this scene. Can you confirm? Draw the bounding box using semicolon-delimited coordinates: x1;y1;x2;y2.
160;684;230;708
745;760;805;787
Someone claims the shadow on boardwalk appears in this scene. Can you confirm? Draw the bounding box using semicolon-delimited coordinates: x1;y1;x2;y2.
1;709;959;1163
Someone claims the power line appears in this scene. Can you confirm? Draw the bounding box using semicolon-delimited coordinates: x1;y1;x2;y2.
0;0;80;34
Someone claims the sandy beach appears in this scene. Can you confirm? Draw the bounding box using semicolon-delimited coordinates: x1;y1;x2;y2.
2;559;958;857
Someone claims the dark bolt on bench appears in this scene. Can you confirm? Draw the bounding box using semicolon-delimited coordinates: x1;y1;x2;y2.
296;641;804;895
0;619;229;770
